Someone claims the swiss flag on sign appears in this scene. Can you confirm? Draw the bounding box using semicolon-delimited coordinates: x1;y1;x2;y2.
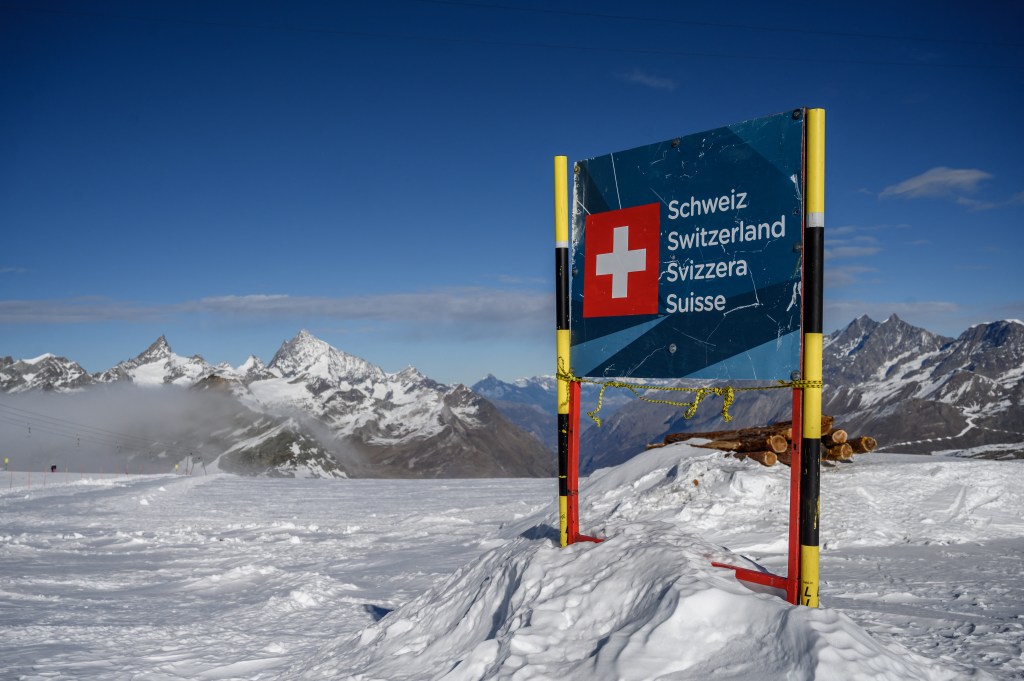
582;203;661;318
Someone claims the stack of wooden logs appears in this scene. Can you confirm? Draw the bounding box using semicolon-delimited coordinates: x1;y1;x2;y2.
650;415;877;467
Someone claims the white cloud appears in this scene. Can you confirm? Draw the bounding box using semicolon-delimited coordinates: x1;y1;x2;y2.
824;245;882;260
0;297;167;323
490;274;546;286
618;68;677;91
825;265;876;288
954;196;997;211
194;289;548;324
880;166;992;200
828;225;861;236
0;289;553;337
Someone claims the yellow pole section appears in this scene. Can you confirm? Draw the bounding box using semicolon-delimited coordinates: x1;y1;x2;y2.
800;108;825;607
554;157;569;251
554;155;571;547
557;331;570;414
555;155;570;415
807;110;825;217
802;334;823;437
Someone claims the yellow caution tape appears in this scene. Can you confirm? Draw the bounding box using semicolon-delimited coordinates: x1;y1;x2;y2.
556;359;822;426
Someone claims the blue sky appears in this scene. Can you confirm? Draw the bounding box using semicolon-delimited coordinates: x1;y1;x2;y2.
2;0;1022;385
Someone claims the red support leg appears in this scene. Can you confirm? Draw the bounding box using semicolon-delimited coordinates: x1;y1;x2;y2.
567;380;602;544
566;380;580;543
711;388;803;602
786;387;803;605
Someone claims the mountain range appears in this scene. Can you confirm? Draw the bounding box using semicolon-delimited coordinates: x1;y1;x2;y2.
472;316;1024;472
5;315;1022;478
0;331;553;479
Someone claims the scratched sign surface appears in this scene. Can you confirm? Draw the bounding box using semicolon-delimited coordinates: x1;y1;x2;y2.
570;110;805;380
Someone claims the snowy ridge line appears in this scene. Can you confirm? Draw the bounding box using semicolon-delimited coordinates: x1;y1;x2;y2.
881;410;1024;453
0;471;169;494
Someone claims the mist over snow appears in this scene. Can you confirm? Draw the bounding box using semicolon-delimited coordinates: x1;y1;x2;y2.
2;443;1022;679
0;384;243;474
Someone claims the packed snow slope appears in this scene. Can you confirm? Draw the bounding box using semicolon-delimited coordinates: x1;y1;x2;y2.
2;447;1022;679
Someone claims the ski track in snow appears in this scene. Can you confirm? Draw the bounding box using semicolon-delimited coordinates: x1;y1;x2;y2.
1;450;1022;679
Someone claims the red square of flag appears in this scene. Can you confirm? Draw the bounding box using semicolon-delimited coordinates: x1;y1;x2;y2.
582;203;661;318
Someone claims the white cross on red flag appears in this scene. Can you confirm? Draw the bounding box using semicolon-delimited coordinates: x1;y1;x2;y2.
582;203;660;318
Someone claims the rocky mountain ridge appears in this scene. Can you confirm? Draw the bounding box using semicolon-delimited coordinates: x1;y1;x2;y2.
6;316;1021;478
0;331;553;479
475;316;1024;472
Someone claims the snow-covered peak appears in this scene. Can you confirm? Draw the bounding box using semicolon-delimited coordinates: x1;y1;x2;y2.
0;353;93;392
211;354;272;384
823;314;949;385
928;318;1024;383
138;335;173;363
268;330;385;384
394;365;430;384
513;374;556;390
23;353;56;365
471;373;509;398
472;373;556;406
96;335;214;387
238;355;265;373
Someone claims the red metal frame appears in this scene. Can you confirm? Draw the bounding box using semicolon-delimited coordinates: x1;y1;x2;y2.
786;387;803;604
567;380;602;544
710;387;803;604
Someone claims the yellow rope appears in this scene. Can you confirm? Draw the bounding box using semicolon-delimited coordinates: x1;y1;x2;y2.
556;360;822;426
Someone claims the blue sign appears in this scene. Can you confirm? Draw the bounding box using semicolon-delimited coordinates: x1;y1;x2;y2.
570;110;805;380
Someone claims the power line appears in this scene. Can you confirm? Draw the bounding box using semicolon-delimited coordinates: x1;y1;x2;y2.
0;401;172;448
408;0;1024;50
0;402;199;458
0;4;1014;70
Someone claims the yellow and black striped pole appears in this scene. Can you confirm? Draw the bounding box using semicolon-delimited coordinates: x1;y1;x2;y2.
554;155;571;547
799;108;825;607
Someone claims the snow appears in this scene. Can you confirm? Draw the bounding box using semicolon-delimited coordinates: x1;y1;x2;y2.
2;448;1022;679
247;376;316;407
131;361;171;386
23;353;56;365
968;320;1024;331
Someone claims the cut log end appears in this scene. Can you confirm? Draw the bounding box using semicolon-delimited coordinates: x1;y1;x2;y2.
736;451;778;467
848;436;877;453
822;429;848;445
823;443;853;461
660;415;875;469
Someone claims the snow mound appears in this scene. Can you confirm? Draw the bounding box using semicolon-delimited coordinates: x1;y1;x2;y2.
294;446;963;680
297;528;954;680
